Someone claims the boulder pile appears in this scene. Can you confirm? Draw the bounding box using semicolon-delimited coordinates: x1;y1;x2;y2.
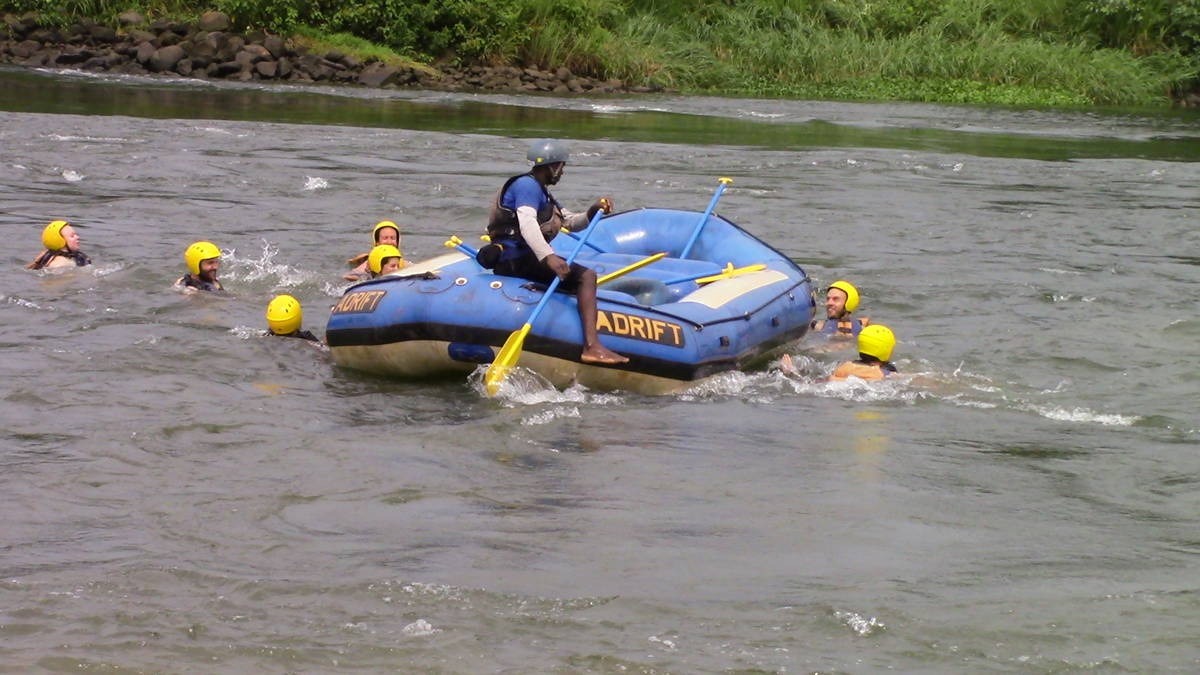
0;11;662;95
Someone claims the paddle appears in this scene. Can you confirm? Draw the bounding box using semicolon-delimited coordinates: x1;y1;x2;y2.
596;252;666;285
679;177;733;259
691;263;767;285
444;235;478;257
483;209;606;397
558;227;607;253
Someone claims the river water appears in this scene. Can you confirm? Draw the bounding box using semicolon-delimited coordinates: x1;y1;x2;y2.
2;66;1198;673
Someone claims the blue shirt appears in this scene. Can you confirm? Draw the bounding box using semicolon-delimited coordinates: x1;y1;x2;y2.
501;174;550;213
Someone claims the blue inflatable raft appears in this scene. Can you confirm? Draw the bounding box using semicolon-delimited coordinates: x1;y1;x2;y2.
326;207;816;394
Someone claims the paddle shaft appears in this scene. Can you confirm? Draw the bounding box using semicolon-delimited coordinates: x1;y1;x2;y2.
597;252;666;285
680;177;733;259
522;209;605;327
482;208;607;395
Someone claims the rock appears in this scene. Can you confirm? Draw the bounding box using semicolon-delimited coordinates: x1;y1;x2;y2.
242;43;271;60
234;50;256;69
28;28;61;44
55;48;93;65
134;41;155;64
216;35;244;61
209;60;241;77
263;35;285;59
197;11;230;32
149;44;185;72
12;39;40;59
126;29;155;45
117;11;145;27
255;60;277;78
357;62;400;87
82;55;111;70
89;24;118;43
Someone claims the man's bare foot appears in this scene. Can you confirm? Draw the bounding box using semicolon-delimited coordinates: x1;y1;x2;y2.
580;345;630;365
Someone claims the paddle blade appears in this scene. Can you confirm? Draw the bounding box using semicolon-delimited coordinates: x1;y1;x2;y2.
693;263;766;285
485;323;532;396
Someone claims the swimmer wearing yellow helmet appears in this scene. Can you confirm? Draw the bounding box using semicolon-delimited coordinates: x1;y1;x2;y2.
27;220;92;270
811;279;870;339
266;294;321;343
829;324;898;381
175;241;223;292
367;244;404;278
345;220;407;281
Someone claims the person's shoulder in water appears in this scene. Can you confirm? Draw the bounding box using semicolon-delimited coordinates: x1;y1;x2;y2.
829;324;898;381
27;220;92;271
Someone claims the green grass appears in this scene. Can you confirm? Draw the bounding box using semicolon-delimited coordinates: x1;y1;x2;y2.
2;0;1197;106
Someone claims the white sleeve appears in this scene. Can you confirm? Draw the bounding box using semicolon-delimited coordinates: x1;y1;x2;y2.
516;205;555;261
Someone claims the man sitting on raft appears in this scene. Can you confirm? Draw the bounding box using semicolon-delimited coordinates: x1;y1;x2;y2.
481;139;627;365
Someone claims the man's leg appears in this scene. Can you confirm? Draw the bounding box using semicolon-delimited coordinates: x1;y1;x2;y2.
575;267;629;365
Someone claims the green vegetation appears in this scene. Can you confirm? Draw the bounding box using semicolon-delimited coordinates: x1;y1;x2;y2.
4;0;1198;106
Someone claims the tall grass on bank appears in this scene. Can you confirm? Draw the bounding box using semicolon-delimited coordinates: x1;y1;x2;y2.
2;0;1197;106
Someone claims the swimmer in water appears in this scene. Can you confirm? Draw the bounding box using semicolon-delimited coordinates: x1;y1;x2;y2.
175;241;224;292
27;220;92;270
266;294;322;343
345;221;407;281
828;324;898;381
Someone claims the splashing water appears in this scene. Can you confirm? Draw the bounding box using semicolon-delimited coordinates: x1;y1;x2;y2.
220;240;317;288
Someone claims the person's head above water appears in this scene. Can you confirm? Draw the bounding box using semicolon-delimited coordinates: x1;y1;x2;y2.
185;241;221;280
825;280;859;319
42;219;80;252
857;324;895;362
368;244;403;275
266;294;303;335
372;220;400;248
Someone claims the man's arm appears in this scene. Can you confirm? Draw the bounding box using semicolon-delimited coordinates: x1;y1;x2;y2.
516;205;555;261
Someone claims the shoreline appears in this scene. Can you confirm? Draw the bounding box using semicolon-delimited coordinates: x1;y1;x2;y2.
0;11;665;99
4;10;1196;107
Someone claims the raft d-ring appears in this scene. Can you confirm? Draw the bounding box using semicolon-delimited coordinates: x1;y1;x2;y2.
489;280;503;289
455;277;468;286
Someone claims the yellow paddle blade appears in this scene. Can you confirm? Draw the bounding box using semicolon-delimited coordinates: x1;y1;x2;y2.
485;322;532;396
597;252;667;285
693;263;767;285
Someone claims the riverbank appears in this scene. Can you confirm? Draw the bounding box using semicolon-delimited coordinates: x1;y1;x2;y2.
3;7;1197;106
0;11;659;96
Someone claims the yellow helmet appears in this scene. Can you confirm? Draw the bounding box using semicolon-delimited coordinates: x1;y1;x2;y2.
828;280;860;314
858;324;896;362
368;244;402;274
184;241;221;275
41;220;70;250
372;220;401;246
266;294;302;334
